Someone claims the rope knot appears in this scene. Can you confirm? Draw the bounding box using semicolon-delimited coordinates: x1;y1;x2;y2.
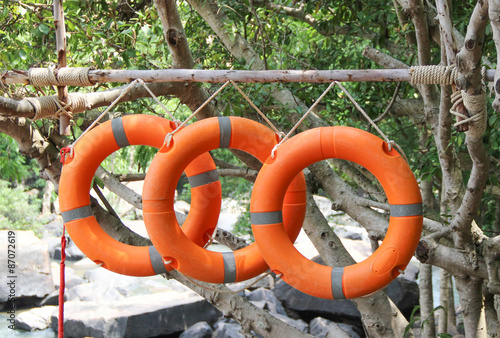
164;133;174;148
270;144;279;159
59;146;73;164
450;90;487;138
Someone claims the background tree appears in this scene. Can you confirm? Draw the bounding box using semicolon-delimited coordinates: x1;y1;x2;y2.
1;0;499;336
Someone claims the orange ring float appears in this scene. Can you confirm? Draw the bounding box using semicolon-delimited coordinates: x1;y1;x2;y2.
251;126;422;299
59;115;221;276
143;116;307;283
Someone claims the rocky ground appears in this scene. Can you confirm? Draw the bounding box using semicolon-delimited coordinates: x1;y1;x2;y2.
0;196;425;337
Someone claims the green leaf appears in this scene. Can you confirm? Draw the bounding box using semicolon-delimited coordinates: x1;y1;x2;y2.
38;24;50;35
18;49;28;60
94;177;104;189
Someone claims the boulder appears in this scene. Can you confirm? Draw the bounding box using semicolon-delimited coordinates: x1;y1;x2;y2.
51;293;221;337
229;273;274;292
309;317;362;338
66;282;125;303
385;276;419;319
40;289;65;306
53;238;85;261
274;255;419;321
270;312;308;332
212;321;244;338
16;306;56;331
274;279;361;321
51;263;83;289
0;231;55;309
179;321;213;338
247;287;287;316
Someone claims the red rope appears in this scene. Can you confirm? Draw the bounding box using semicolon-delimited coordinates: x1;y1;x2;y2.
58;226;66;338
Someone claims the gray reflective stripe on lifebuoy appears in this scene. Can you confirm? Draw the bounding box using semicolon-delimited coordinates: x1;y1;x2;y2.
390;203;423;217
188;169;220;188
111;117;130;148
61;205;93;223
223;252;237;283
250;211;283;225
218;116;231;148
331;267;346;299
149;246;168;275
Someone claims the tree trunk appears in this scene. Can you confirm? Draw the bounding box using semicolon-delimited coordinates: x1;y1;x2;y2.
438;268;451;334
455;276;487;337
419;263;435;337
42;180;54;215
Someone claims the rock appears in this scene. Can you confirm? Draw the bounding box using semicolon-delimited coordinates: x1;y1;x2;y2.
400;261;419;281
66;282;125;303
212;322;244;338
16;306;56;331
0;231;55;309
230;273;274;292
274;255;419;321
44;218;64;237
40;289;64;306
247;287;287;316
270;312;308;332
274;279;361;321
83;266;145;288
385;276;419;319
51;293;220;337
51;263;83;289
53;238;85;261
310;317;362;338
179;321;213;338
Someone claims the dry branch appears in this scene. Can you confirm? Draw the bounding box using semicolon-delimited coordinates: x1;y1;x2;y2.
1;68;495;86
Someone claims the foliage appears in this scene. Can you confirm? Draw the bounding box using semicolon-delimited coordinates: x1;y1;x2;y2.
0;180;43;236
403;305;451;338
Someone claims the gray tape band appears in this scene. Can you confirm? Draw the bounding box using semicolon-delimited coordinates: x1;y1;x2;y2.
331;267;346;299
188;169;220;188
250;211;283;225
112;117;130;148
149;246;168;275
62;205;93;223
223;252;237;283
218;116;231;148
390;203;423;217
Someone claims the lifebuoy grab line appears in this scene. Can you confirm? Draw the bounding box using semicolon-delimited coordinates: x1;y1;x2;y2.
59;114;222;276
250;126;423;299
143;116;307;283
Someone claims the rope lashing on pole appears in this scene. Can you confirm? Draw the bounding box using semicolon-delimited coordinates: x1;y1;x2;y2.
25;93;90;120
409;65;460;85
28;66;95;87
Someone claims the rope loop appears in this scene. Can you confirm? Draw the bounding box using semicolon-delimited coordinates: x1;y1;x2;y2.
450;89;487;138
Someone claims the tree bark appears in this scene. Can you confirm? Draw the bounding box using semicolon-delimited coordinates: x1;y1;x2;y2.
419;263;436;337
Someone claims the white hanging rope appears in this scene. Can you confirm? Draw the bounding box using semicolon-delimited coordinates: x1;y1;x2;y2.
271;82;337;158
229;80;284;137
335;82;409;163
66;79;177;157
164;81;232;147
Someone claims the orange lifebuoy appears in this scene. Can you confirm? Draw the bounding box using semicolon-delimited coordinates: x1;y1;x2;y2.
143;116;307;283
251;126;422;299
59;115;221;276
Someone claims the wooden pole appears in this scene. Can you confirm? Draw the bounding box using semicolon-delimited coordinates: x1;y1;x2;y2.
1;68;496;85
54;0;70;135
